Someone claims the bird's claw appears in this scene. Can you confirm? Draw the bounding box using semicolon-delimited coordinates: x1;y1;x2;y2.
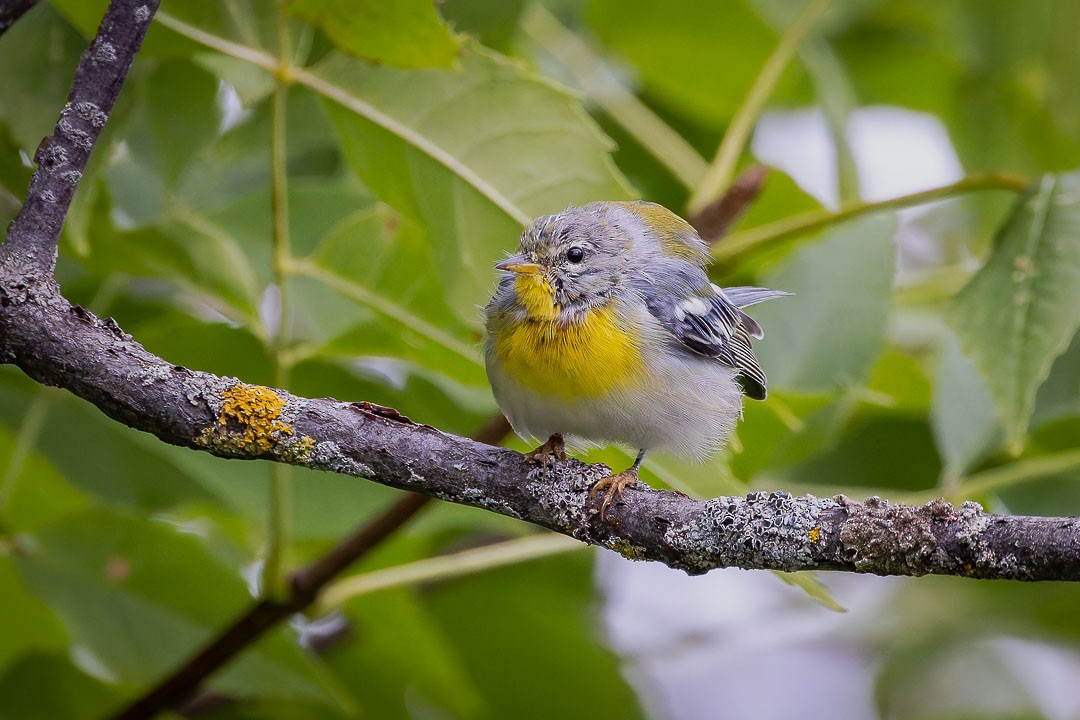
525;433;566;477
590;469;638;521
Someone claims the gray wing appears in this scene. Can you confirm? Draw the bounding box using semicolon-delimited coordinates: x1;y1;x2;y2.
636;265;786;400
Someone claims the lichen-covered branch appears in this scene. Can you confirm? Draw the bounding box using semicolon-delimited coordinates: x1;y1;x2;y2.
1;282;1079;581
0;0;157;278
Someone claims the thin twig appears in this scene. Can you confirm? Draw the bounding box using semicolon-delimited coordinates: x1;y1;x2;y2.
690;165;770;243
0;0;158;276
687;0;832;215
713;171;1033;265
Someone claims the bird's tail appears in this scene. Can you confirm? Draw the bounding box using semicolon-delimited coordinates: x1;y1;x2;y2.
718;286;790;341
723;286;792;308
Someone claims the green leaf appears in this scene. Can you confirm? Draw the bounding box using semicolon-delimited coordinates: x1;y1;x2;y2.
587;0;796;126
313;42;633;318
324;590;482;717
931;331;1001;479
786;414;942;493
775;571;846;613
126;60;223;188
440;0;527;52
287;0;461;69
748;214;896;392
0;653;119;720
15;508;348;708
1032;327;1080;427
0;385;222;512
0;422;90;533
949;172;1080;449
0;5;86;152
303;203;486;386
424;551;645;719
0;559;67;676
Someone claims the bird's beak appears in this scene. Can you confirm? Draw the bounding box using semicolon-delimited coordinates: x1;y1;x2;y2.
494;255;544;275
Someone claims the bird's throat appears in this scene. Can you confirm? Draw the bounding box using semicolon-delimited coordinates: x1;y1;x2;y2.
514;273;560;321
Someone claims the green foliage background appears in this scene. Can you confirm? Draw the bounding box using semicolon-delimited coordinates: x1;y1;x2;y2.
2;0;1080;717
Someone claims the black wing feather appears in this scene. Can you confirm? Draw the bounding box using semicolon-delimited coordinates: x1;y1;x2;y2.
641;277;779;400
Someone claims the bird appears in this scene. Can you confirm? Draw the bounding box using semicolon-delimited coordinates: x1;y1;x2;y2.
483;200;787;519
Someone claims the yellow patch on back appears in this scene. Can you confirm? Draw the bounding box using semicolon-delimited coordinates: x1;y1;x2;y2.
496;303;643;400
612;200;708;264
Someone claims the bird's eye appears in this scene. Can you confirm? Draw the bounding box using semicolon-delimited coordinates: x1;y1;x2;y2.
566;247;585;263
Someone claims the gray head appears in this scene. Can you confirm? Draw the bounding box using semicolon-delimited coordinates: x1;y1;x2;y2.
493;201;708;321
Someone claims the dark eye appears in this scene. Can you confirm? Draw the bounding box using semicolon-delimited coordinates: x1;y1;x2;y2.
566;247;585;263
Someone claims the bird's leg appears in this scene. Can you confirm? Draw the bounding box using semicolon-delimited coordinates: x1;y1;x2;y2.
591;449;646;521
524;433;566;476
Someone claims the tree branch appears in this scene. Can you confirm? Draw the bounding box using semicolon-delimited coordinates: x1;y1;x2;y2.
0;0;157;277
0;0;38;37
1;285;1078;583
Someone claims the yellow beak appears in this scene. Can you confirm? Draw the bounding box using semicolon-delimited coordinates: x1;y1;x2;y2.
494;256;544;275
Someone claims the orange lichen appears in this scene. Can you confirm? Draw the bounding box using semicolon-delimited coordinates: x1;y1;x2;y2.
198;383;293;455
807;527;822;544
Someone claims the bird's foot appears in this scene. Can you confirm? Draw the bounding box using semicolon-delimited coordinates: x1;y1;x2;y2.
524;433;566;477
590;467;640;521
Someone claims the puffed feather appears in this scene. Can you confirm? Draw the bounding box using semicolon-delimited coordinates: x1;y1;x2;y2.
483;201;787;459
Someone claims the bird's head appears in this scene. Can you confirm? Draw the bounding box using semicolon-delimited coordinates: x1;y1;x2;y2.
494;201;708;322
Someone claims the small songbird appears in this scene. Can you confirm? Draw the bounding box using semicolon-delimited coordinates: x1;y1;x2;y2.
484;201;787;518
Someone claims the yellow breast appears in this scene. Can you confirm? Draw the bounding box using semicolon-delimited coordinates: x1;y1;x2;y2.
495;290;644;400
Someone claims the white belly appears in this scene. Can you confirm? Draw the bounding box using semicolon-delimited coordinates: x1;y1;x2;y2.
486;342;744;461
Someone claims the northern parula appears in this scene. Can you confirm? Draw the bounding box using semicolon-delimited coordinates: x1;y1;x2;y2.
484;200;787;517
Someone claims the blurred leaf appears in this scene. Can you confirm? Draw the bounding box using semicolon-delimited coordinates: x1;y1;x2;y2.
0;653;119;720
875;636;1043;720
126;60;223;188
0;421;90;533
314;42;633;318
931;331;1001;479
586;0;794;126
440;0;527;52
0;4;86;152
949;172;1080;449
775;571;846;613
303;204;486;387
15;508;347;708
287;0;461;69
1032;326;1080;427
865;348;933;414
749;214;896;392
786;414;942;493
324;590;482;718
733;391;833;481
831;0;1080;175
0;123;31;202
424;551;644;719
0;385;222;512
0;559;67;676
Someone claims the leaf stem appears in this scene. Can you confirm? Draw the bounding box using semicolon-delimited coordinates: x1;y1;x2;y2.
688;0;833;216
520;5;708;190
713;171;1032;265
946;449;1080;503
262;3;294;600
316;533;582;613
